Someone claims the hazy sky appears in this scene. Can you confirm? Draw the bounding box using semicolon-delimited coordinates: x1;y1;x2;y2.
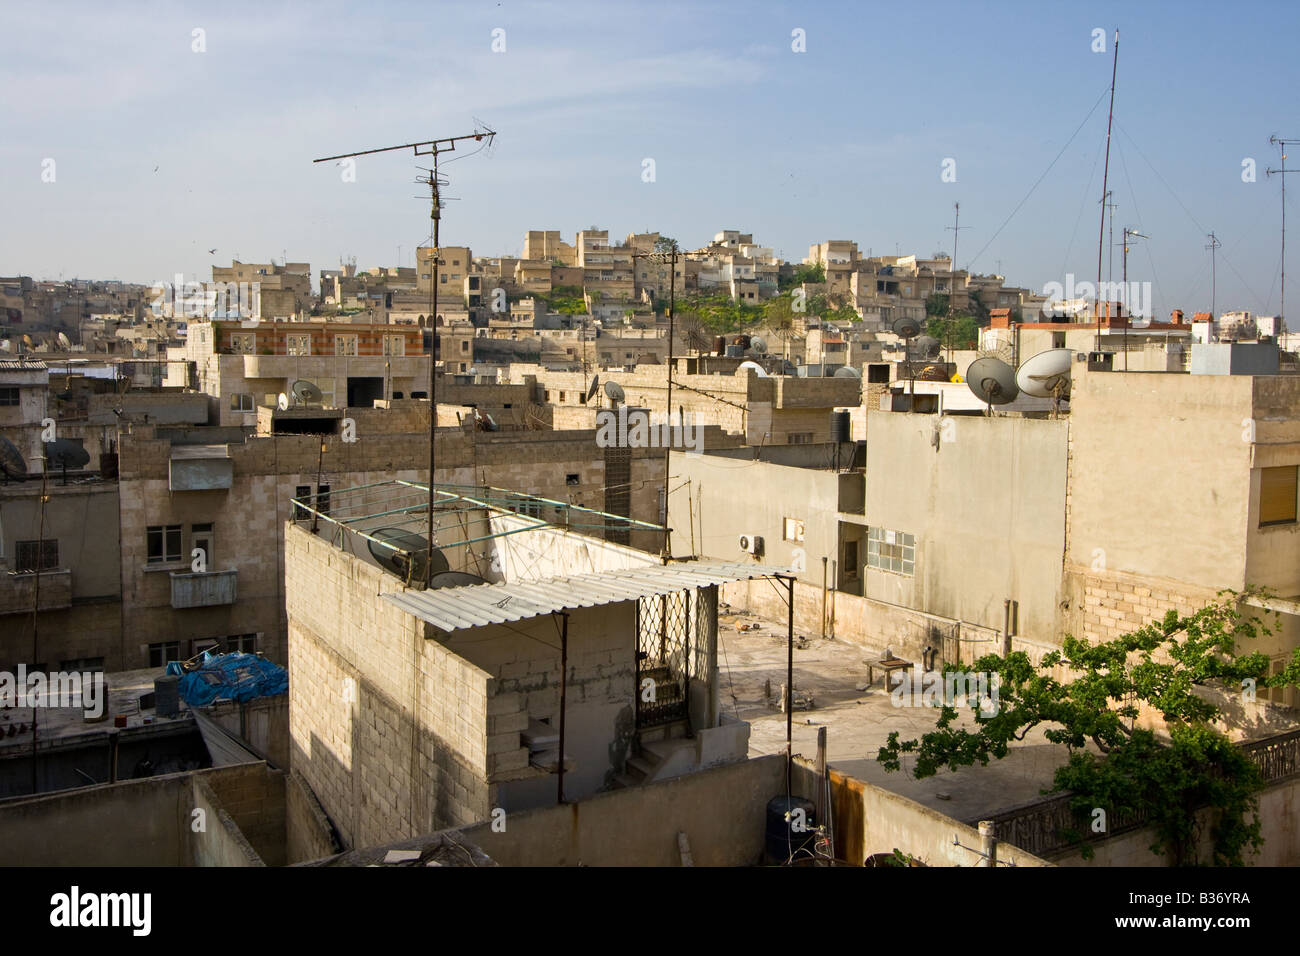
3;0;1298;320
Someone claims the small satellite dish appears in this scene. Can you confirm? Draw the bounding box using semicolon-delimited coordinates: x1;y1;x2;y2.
1016;348;1073;398
833;366;861;379
603;380;626;405
749;336;767;355
22;334;34;349
966;357;1019;406
428;570;489;589
57;332;71;349
736;360;769;377
277;393;289;410
585;375;600;404
0;436;27;479
44;438;90;469
915;335;941;359
291;380;323;404
367;528;449;584
891;316;921;339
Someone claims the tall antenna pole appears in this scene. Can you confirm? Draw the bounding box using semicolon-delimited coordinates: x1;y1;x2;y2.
1123;228;1147;371
1096;29;1119;350
1267;136;1298;332
313;126;495;588
1205;232;1221;316
944;202;971;363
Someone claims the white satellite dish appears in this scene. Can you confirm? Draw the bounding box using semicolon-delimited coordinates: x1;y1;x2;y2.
749;336;767;355
57;331;71;349
603;380;626;406
277;393;290;410
1016;348;1073;398
736;360;769;377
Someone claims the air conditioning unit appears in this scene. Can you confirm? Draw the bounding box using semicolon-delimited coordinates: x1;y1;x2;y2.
738;534;764;555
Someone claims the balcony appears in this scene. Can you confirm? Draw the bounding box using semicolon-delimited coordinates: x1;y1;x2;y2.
0;568;73;615
170;569;237;609
169;445;233;491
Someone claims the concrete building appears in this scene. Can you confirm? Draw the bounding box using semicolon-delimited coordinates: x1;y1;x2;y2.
285;483;771;846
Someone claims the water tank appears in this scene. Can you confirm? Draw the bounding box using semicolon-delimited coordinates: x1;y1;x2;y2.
713;336;727;356
765;795;816;864
831;410;851;443
725;345;744;358
154;674;180;718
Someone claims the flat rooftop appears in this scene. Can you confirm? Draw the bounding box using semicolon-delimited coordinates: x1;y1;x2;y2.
716;605;1081;824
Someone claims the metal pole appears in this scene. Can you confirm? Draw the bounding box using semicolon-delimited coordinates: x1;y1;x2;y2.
1095;29;1119;350
427;162;440;588
785;573;795;795
979;820;998;867
663;246;677;556
30;453;49;794
557;611;569;803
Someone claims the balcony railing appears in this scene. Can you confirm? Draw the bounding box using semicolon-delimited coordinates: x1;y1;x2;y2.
170;569;237;609
0;568;73;615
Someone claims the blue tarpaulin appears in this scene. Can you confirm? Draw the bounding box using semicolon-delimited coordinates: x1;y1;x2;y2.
165;651;288;707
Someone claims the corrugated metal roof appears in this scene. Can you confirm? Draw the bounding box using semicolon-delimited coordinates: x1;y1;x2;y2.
0;360;48;370
383;561;789;633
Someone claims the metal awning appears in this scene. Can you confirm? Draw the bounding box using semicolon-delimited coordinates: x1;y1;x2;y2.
382;561;790;633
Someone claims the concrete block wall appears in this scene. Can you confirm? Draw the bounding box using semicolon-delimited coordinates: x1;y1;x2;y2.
285;524;493;849
192;775;265;867
200;762;287;865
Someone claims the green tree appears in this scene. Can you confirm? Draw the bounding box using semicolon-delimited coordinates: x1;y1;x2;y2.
877;593;1285;865
654;236;679;255
925;313;979;350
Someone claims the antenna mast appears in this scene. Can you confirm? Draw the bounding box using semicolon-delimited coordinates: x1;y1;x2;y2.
1205;232;1221;317
1267;136;1298;331
944;202;971;362
1096;29;1119;350
314;125;496;587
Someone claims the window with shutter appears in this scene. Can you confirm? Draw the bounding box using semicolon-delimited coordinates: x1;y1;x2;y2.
1260;466;1298;526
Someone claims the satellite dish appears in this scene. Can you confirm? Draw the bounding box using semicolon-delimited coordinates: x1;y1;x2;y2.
585;375;600;404
277;393;289;410
891;316;921;339
915;335;941;359
749;336;767;355
833;366;861;379
966;357;1019;407
0;436;27;479
603;381;626;405
1016;348;1073;398
428;570;488;589
736;360;769;377
22;334;34;349
367;528;449;584
291;380;323;404
57;332;71;349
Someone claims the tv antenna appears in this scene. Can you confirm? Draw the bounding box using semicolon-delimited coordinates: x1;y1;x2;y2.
1266;135;1298;330
314;124;497;587
1205;232;1221;317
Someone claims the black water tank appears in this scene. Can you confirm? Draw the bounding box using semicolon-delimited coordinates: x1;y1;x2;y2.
764;795;817;865
831;410;851;444
154;674;180;718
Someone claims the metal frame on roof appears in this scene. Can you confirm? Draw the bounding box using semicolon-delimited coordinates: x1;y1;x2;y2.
290;479;666;564
382;561;790;632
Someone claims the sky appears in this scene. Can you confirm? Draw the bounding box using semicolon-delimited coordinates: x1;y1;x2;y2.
2;0;1299;321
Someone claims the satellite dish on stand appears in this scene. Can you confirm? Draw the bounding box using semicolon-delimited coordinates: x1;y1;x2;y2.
1016;348;1073;417
749;336;767;355
277;393;289;410
585;375;600;404
0;436;27;481
966;357;1019;414
603;380;626;407
833;366;861;379
291;380;323;405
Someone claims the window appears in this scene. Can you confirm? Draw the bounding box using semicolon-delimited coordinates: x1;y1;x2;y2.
384;335;405;356
566;473;580;486
292;485;312;520
229;393;254;412
317;484;331;516
1260;466;1298;526
224;633;257;653
230;333;255;354
788;432;813;444
287;333;311;356
783;518;805;542
191;523;214;567
335;334;358;356
0;387;18;406
1262;657;1296;707
147;525;183;564
15;539;58;572
843;540;860;580
867;527;914;575
148;642;181;668
460;340;469;352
